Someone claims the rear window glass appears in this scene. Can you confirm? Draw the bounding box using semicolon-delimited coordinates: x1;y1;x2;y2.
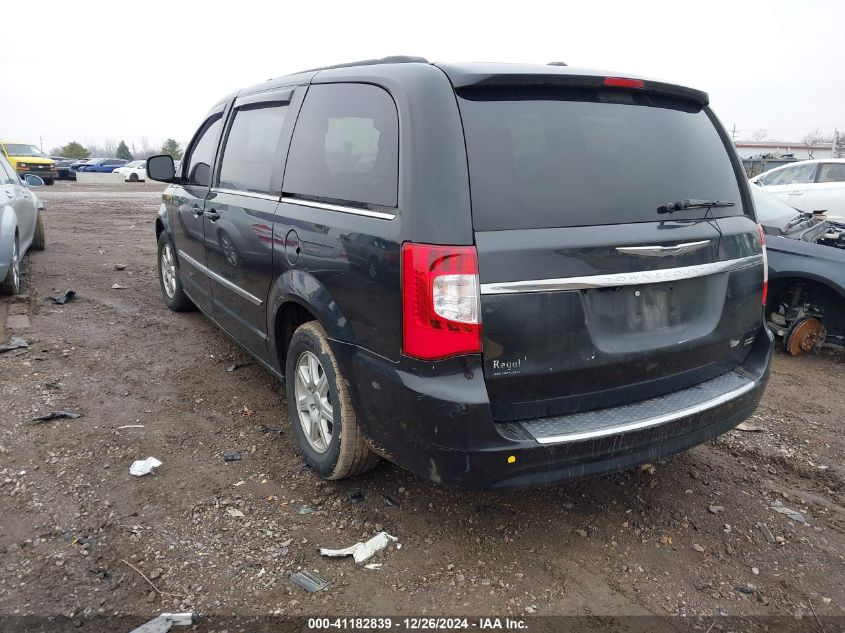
458;87;744;230
283;83;398;208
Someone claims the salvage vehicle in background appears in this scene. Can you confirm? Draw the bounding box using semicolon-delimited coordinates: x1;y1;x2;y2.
0;141;56;185
0;154;45;294
54;157;79;180
77;158;128;173
755;186;845;356
114;160;147;182
147;57;771;489
751;158;845;221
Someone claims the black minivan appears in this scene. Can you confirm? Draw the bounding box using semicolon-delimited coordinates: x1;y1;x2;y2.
147;57;772;489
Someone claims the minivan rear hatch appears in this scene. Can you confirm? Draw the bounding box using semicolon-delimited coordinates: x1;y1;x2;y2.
451;73;765;421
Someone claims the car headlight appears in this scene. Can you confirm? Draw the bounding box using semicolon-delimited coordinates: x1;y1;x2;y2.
18;162;27;168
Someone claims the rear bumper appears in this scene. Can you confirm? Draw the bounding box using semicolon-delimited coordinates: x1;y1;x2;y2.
331;326;773;489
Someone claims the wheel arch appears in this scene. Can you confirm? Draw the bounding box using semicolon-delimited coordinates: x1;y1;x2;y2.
267;269;356;376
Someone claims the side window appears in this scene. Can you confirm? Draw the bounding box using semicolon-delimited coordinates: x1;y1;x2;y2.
817;163;845;184
283;83;399;208
184;114;223;187
218;102;288;195
780;163;816;185
762;166;791;186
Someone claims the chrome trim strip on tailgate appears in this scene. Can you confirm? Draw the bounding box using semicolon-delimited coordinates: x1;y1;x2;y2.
615;240;710;257
178;249;263;306
522;371;757;444
479;254;763;295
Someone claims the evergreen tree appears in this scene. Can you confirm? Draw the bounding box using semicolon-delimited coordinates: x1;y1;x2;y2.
161;139;183;159
116;140;133;160
58;141;90;159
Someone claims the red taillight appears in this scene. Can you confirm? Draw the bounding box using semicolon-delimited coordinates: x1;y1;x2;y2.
603;77;645;89
402;242;481;360
759;224;768;305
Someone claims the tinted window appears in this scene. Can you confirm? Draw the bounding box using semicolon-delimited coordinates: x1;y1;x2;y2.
185;115;223;187
218;103;288;195
818;163;845;184
457;88;744;229
284;83;398;208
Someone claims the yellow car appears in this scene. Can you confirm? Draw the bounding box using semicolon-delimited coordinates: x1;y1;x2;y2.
0;141;56;185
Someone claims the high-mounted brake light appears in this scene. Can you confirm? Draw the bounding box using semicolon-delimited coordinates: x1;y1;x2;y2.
759;224;768;305
402;243;481;360
603;77;645;89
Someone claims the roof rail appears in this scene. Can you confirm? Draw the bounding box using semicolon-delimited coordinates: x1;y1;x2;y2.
290;56;429;75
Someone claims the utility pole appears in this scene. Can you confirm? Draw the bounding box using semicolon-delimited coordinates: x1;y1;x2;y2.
39;136;43;153
731;124;737;143
833;129;840;158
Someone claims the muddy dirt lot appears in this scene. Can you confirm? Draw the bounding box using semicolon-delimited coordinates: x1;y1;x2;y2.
1;181;843;631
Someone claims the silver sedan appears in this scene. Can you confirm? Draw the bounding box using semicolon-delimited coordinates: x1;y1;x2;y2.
0;153;45;294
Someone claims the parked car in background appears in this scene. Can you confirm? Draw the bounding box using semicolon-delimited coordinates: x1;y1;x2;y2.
0;153;45;294
77;158;128;173
147;57;771;489
0;141;56;185
751;158;845;221
55;158;80;180
755;186;845;356
114;160;146;182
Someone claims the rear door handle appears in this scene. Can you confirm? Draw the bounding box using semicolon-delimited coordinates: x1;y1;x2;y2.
191;205;204;216
205;210;220;222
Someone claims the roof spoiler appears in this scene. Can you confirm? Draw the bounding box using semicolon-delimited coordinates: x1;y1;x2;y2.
451;73;709;107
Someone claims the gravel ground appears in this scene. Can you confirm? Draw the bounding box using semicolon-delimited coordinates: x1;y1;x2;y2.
1;181;843;631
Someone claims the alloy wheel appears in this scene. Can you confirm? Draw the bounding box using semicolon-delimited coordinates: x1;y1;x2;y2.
160;242;177;298
294;351;333;453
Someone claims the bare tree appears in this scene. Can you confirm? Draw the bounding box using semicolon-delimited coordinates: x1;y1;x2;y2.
136;136;158;159
751;129;768;141
102;138;117;157
803;128;825;159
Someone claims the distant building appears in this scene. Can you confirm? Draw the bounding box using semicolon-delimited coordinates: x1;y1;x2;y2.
734;140;834;160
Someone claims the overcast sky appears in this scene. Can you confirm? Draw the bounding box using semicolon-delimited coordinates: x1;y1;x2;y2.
2;0;843;154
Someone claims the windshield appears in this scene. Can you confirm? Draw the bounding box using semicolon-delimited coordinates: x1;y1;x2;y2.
751;185;802;226
128;161;143;167
457;87;745;230
4;144;46;157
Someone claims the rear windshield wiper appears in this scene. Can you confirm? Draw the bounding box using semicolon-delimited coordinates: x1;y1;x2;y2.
657;199;735;214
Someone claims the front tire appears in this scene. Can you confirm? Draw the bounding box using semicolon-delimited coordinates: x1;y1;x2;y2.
157;233;193;311
1;235;21;295
285;321;380;479
31;212;46;251
129;173;139;182
44;178;54;186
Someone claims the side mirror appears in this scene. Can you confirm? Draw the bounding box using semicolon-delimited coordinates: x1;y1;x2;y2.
146;154;176;182
24;174;44;187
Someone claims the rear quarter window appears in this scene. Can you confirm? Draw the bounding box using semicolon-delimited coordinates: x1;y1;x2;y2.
458;87;745;230
283;83;399;208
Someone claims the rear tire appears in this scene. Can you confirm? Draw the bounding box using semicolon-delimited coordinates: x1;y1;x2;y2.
285;321;380;479
157;233;193;311
129;173;139;182
44;178;54;186
31;212;46;251
1;235;21;295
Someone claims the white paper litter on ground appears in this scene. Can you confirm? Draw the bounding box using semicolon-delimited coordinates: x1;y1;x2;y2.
129;457;162;476
364;563;382;570
320;531;398;564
